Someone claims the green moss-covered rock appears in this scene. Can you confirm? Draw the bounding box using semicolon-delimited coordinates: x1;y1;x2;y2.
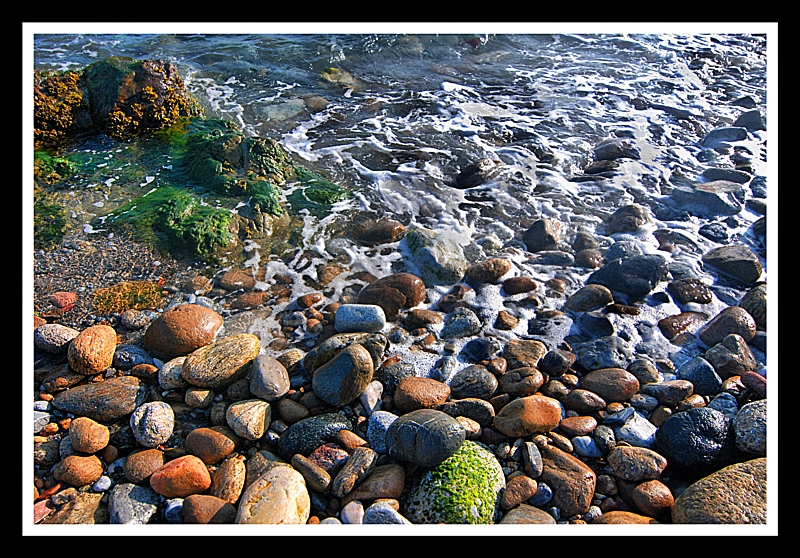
403;440;505;524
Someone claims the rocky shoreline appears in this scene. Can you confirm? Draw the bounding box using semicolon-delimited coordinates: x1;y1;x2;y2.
30;206;770;531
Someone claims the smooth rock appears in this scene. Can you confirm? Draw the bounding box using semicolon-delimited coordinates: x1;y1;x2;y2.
386;408;466;468
129;401;175;448
702;244;763;285
697;306;757;346
357;273;426;321
185;426;241;465
401;227;467;286
143;304;224;360
248;354;290;401
522;218;563;252
235;466;310;524
586;254;668;298
493;394;562;437
123;448;165;484
466;257;513;283
67;324;117;375
580;367;640;402
276;413;353;460
499;503;557;524
107;483;160;524
53;454;104;487
149;455;212;498
607;446;668;482
181;333;261;389
52;375;148;422
182;494;237;524
312;342;375;407
538;443;596;517
34;323;80;354
225;399;271;441
69;417;110;454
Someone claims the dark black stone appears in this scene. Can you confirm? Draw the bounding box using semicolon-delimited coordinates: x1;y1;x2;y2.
586;254;668;298
276;412;353;460
385;409;465;468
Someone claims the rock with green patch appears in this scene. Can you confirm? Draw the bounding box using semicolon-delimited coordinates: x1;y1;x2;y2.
403;440;505;524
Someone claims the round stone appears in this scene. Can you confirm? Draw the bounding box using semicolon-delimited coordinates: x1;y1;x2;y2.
34;323;80;354
249;354;290;402
493;394;563;437
181;333;261;389
143;303;224;360
225;399;272;441
69;417;110;454
129;401;175;448
150;455;212;498
53;454;104;487
393;376;451;413
235;466;310;524
449;365;498;400
386;409;466;468
185;426;242;465
580;367;640;402
67;324;117;375
311;343;375;407
466;258;513;283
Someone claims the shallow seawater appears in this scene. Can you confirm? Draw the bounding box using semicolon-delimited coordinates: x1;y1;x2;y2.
30;27;771;373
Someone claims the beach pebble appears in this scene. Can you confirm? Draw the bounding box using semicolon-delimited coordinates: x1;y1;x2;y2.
158;356;188;390
185;426;241;465
561;389;606;414
52;375;148;422
493;394;562;437
69;417;110;454
499;503;557;524
225;399;271;441
501;475;538;510
53;454;104;487
441;306;482;339
291;453;332;493
538;444;596;518
340;500;365;524
732;399;767;455
363;500;412;524
437;398;496;427
130;401;175;448
404;440;505;524
123;448;165;484
591;510;659;524
563;284;614;313
311;342;375;407
366;410;398;454
671;458;766;524
113;344;154;370
331;446;378;498
386;409;465;468
497;366;544;398
393;377;450;413
573;335;634;371
150;454;212;498
401;227;467;286
276;413;353;460
668;277;714;305
523;218;563;252
181;333;261;389
671;181;745;217
466;257;513;283
697;306;757;346
502;276;538;295
658;311;708;340
209;454;246;504
34;323;80;354
182;494;237;524
335;303;386;333
235;466;310;524
449;364;498;400
142;303;224;360
359;219;406;245
586;254;668;298
108;483;160;524
67;324;117;375
581;367;640;402
357;272;426;321
607;445;668;482
739;283;767;330
572;436;604;458
704;333;757;379
248;354;290;401
655;407;738;480
677;356;722;396
702;244;764;285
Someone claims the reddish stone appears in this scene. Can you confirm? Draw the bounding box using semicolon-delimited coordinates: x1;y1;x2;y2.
150;454;212;498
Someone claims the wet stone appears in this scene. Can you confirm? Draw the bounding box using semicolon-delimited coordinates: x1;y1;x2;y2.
142;304;224;361
497;366;544;398
502;276;538;295
249;354;290;402
129;401;175;448
739;283;767;330
393;376;451;413
523;218;563;253
640;379;695;407
658;312;708;340
437;397;496;427
697;306;757;346
385;408;466;468
449;364;498;400
702;244;764;285
276;413;353;460
668;278;714;305
586;254;668;298
466;257;513;283
441;306;483;339
52;375;148;423
492;394;562;437
181;333;261;389
563;284;614;313
312;342;375;407
185;426;241;465
677;356;722;396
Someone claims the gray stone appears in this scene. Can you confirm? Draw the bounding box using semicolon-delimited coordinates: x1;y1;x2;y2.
671;181;745;217
573;335;635;371
335;304;387;333
702;244;763;285
700;126;748;147
249;354;290;402
311;342;375;407
367;410;399;454
677;356;722;396
586;254;668;298
276;412;353;460
108;483;161;525
401;227;467;286
441;306;483;339
363;501;412;524
732;399;767;455
386;409;466;468
129;401;175;448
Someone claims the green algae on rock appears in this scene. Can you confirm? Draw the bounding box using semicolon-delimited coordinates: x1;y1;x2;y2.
403;440;506;524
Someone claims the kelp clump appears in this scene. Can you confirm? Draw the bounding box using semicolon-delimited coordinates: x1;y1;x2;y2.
34;56;203;149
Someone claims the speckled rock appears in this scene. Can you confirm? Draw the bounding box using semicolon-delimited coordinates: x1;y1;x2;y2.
502;339;547;370
668;277;714;305
34;323;80;354
334;304;387;333
182;494;237;524
631;479;674;520
67;324;117;375
404;440;505;524
185;426;241;465
738;283;767;330
276;413;353;460
732;399;767;455
210;454;246;504
235;466;310;524
386;409;466;468
658;311;709;340
538;443;596;517
698;306;757;347
181;333;261;389
580;367;640;402
129;401;175;448
51;375;148;422
158;356;189;390
68;417;110;454
149;454;212;498
107;483;160;524
441;306;483;339
606;446;668;482
143;304;224;360
53;454;104;487
311;342;375;407
671;458;766;524
492;394;562;437
704;333;758;379
225;399;272;441
573;335;635;371
303;332;388;376
248;354;290;402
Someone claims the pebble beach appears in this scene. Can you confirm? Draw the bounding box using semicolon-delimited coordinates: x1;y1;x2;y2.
27;28;775;536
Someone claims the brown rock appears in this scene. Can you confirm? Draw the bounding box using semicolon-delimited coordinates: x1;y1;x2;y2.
51;375;148;423
558;415;597;437
67;324;117;375
210;454;247;505
275;398;311;423
218;268;256;291
605;204;651;235
150;454;212;498
49;291;78;308
704;333;758;379
580;367;640;402
181;333;261;389
668;278;714;305
39;492;107;524
502;339;547;370
357;273;426;321
297;292;324;309
500;475;538;510
52;455;104;487
563;284;614;312
739;283;766;330
560;388;607;414
143;304;224;360
494;310;519;330
393;376;451;413
607;446;668;482
523;218;562;252
698;306;757;346
497;366;545;398
123;448;165;484
182;494;237;524
631;479;674;520
68;417;110;454
359;219;406;245
466;258;513;283
405;309;444;329
291;454;332;493
499;503;557;524
493;394;562;437
658;311;708;340
539;444;596;517
342;463;405;506
502;276;538;295
185;426;242;465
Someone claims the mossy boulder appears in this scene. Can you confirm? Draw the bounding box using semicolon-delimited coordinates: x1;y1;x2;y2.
403;440;505;524
34;56;202;148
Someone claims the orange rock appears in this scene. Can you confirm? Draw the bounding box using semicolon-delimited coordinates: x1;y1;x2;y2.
150;454;211;498
52;455;104;487
67;324;117;375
